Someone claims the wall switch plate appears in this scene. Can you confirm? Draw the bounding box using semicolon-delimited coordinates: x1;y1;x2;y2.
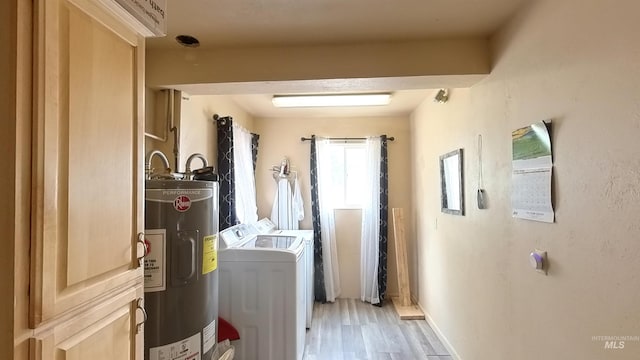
529;249;548;275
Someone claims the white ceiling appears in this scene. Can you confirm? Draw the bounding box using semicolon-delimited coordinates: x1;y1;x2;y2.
147;0;525;117
147;0;525;49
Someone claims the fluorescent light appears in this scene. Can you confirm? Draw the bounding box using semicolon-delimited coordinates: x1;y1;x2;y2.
272;93;391;108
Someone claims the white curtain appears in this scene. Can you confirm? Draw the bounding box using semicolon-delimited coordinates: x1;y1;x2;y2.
232;123;258;224
316;137;341;301
360;137;381;304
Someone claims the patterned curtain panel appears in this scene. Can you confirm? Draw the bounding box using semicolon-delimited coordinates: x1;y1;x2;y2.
251;133;260;172
310;136;327;303
216;116;237;230
376;135;389;306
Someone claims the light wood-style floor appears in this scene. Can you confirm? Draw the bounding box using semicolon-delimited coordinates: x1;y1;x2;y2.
304;298;452;360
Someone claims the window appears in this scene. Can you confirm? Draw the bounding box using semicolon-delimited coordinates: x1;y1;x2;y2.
326;142;366;208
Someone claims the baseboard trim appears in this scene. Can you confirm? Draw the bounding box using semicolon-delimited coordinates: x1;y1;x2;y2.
416;302;463;360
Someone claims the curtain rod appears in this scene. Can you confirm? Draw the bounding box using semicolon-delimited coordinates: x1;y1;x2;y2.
300;135;394;142
212;114;233;124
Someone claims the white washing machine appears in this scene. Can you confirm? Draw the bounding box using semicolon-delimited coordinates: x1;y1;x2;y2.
219;223;305;360
251;219;314;329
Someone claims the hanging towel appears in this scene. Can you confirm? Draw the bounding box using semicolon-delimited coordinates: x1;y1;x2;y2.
271;178;294;229
293;177;304;229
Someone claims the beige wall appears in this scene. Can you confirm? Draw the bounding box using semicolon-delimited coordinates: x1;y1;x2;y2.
176;94;254;172
145;93;255;173
146;39;489;88
333;209;363;299
145;89;179;170
411;0;640;359
254;116;414;299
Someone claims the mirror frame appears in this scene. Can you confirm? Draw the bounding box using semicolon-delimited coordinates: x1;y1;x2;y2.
439;148;464;215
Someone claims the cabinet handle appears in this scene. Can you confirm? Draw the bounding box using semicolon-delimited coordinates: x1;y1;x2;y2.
135;298;147;334
136;232;148;267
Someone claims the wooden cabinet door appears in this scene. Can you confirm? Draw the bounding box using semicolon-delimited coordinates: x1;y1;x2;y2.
31;0;145;327
30;285;144;360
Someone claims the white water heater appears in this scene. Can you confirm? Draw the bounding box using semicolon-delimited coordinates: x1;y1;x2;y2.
144;179;219;360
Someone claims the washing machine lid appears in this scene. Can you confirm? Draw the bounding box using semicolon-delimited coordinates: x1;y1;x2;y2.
240;234;302;251
219;223;258;249
251;218;277;234
276;229;314;240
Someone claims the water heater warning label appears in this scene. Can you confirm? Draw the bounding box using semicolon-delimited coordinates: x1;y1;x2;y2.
202;319;216;354
149;332;201;360
144;229;166;292
202;235;217;275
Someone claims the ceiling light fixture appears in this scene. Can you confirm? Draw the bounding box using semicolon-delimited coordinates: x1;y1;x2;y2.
272;93;392;108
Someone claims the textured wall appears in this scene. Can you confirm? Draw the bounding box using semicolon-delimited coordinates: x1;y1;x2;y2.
411;0;640;359
145;94;255;173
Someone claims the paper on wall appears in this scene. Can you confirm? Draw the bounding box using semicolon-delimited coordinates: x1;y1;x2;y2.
511;121;554;223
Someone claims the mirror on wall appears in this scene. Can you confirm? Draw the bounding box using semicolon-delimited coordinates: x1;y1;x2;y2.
440;148;464;215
